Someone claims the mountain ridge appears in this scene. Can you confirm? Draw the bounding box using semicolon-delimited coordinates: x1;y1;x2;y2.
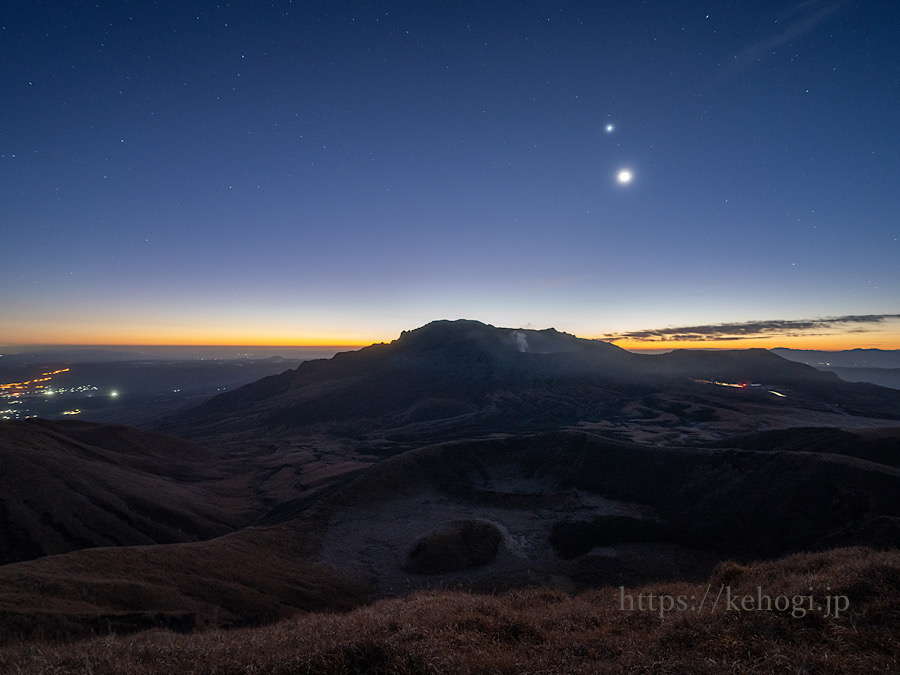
157;320;900;447
0;419;255;565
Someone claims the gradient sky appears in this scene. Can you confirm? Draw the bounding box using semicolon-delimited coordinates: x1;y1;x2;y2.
3;1;898;349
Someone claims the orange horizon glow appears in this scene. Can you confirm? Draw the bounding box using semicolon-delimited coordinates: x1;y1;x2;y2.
0;327;381;350
0;339;369;351
4;318;900;353
4;332;899;353
611;333;900;352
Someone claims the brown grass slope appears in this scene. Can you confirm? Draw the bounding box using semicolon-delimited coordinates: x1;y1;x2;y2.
0;419;257;565
1;547;897;674
0;523;364;643
2;428;898;645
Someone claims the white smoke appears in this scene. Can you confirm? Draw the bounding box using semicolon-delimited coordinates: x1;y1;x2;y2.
513;331;529;353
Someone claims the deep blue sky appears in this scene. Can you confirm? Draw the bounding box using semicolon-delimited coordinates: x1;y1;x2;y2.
3;1;898;348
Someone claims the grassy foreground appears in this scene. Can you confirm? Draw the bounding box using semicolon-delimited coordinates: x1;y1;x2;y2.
1;547;898;674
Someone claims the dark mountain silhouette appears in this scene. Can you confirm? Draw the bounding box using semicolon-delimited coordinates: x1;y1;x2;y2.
155;320;644;445
158;320;900;448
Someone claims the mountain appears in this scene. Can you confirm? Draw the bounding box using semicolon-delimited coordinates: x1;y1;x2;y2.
0;419;255;565
158;320;900;450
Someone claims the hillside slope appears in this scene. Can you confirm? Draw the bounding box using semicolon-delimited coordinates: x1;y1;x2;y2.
0;420;255;564
2;429;898;642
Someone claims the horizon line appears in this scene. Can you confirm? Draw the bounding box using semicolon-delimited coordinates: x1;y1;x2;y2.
2;341;897;355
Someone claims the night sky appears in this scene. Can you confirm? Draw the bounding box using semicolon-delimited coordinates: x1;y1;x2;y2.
3;1;898;349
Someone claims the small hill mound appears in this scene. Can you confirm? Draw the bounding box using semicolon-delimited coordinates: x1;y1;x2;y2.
403;520;503;574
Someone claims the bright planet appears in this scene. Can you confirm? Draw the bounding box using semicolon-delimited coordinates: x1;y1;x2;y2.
617;169;633;184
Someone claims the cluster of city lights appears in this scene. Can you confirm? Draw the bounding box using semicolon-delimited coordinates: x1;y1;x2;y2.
0;368;119;419
0;368;70;397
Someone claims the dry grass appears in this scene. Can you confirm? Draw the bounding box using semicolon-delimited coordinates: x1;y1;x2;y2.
2;546;897;674
0;522;366;643
0;419;256;565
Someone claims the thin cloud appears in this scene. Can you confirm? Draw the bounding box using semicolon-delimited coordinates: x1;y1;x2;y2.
604;314;900;343
716;0;847;80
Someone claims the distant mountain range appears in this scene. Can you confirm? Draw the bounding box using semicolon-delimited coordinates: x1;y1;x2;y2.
772;348;900;390
772;348;900;369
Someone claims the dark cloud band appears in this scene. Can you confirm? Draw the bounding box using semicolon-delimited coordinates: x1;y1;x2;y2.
604;314;900;343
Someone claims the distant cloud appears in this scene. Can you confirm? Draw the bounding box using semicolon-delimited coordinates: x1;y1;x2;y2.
716;0;847;80
604;314;900;343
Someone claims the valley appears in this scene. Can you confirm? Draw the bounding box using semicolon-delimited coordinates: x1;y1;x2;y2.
1;320;898;671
